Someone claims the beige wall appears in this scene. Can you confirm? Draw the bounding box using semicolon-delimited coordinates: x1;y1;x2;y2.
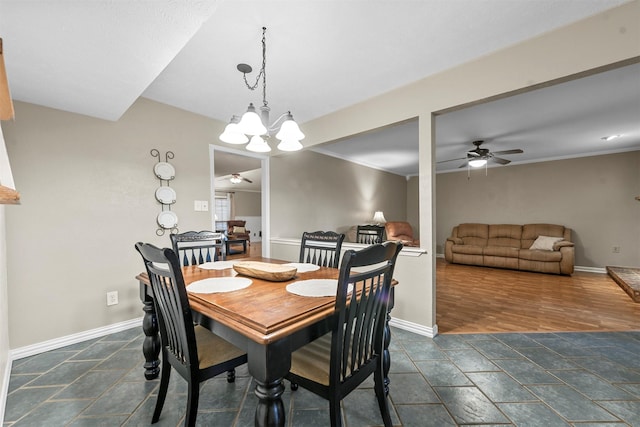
436;152;640;267
234;191;261;217
4;99;224;348
406;176;419;236
270;150;407;238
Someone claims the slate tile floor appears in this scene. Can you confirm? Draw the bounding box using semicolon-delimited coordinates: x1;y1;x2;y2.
4;327;640;426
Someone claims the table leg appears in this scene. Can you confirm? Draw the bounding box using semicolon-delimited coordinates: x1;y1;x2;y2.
140;287;160;380
383;288;395;395
254;379;285;427
248;340;289;427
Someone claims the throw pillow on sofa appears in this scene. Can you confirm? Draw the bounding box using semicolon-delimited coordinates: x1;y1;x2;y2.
233;226;246;234
530;235;563;251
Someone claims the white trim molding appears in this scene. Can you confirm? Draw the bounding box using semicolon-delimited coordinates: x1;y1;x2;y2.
270;237;427;257
574;266;607;274
389;317;438;338
10;317;143;361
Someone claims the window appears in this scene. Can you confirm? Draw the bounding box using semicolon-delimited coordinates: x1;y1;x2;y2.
214;194;231;231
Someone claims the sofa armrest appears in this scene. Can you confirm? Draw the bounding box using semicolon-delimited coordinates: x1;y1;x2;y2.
444;239;454;262
558;245;575;275
553;240;574;250
447;237;463;245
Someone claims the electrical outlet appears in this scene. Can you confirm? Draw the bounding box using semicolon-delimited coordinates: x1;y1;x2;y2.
201;201;208;211
612;246;621;253
106;291;119;306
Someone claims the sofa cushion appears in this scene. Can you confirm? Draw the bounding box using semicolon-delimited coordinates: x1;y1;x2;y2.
529;235;563;251
519;249;562;262
483;246;520;258
521;224;565;249
451;244;484;255
488;224;522;248
457;223;488;247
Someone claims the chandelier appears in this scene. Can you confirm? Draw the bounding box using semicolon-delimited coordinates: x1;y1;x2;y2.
219;27;304;153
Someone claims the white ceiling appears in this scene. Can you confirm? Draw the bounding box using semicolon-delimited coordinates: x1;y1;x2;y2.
318;62;640;175
1;0;637;176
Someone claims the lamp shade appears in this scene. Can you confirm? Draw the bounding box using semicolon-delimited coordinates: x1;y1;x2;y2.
372;211;386;224
238;103;267;136
468;158;487;168
277;139;303;152
246;135;271;153
275;113;304;141
219;119;249;144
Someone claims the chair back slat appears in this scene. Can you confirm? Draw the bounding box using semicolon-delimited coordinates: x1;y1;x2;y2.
356;225;384;245
135;243;198;369
171;230;225;266
299;231;345;268
331;242;402;385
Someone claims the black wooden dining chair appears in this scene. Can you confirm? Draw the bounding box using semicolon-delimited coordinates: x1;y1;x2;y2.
287;241;403;427
170;230;225;266
299;230;345;268
135;242;247;426
356;225;385;245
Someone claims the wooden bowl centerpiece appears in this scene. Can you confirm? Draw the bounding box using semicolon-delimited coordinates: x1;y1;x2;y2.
233;261;297;282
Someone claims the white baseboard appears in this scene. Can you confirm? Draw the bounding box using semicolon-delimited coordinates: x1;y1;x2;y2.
575;266;607;274
389;317;437;338
10;317;143;361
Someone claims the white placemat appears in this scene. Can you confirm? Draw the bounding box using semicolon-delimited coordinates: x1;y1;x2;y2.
198;261;236;270
187;277;251;294
282;262;321;273
286;279;352;297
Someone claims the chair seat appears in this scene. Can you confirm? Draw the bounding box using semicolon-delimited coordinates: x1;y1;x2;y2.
194;325;245;370
290;333;333;386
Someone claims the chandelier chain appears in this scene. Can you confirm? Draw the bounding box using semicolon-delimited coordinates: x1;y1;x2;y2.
242;27;268;108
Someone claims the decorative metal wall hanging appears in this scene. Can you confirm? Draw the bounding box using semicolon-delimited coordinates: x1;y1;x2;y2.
151;149;178;236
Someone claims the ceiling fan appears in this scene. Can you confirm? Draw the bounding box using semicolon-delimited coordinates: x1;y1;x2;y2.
438;140;524;168
229;173;253;184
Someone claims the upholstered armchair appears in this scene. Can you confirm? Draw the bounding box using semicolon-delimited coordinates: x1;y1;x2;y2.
227;220;250;244
385;221;420;247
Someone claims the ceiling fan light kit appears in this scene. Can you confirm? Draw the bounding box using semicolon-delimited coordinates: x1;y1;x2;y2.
229;173;253;184
438;140;524;175
468;158;487;168
219;27;305;153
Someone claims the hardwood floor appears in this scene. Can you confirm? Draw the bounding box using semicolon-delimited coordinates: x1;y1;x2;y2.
436;257;640;334
227;241;262;259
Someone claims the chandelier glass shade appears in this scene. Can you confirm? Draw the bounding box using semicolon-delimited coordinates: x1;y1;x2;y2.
219;28;304;153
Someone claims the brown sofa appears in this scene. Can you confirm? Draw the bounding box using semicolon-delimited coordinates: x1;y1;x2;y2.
444;223;574;275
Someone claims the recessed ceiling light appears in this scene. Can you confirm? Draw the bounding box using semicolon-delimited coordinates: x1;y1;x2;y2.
601;135;622;141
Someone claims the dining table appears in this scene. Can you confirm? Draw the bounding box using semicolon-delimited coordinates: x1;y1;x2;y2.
136;256;395;427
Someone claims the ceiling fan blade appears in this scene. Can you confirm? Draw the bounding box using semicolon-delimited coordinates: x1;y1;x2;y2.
458;161;469;168
437;157;467;163
467;151;481;157
492;149;523;155
491;156;511;165
242;177;253;183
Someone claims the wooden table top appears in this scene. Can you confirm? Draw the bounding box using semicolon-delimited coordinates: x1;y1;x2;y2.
137;257;340;345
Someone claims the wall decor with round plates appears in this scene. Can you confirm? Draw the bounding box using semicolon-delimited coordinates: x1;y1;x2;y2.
157;211;178;229
154;162;176;180
155;186;176;204
151;149;178;236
